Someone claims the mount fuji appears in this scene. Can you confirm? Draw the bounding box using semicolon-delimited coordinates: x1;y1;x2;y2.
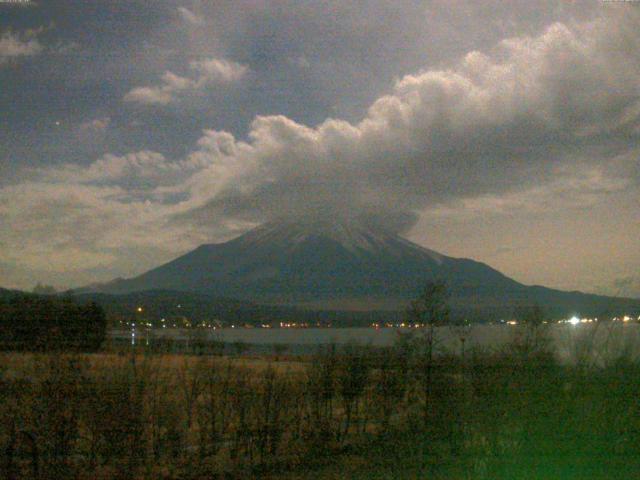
92;219;639;318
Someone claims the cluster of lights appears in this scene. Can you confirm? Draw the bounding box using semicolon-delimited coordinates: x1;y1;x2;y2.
121;307;346;330
278;322;310;328
612;315;639;323
119;305;640;332
277;322;329;328
370;322;427;329
558;315;640;325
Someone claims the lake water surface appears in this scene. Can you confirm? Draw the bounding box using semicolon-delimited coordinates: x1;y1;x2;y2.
113;323;640;365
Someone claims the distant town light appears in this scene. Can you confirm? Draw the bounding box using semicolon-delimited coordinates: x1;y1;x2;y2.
137;306;143;313
568;316;580;326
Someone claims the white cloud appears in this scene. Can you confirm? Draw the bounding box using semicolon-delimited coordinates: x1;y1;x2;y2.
123;85;175;105
37;150;205;199
0;156;220;282
124;57;248;105
421;166;632;220
190;58;247;83
78;117;110;133
76;117;110;144
0;30;42;64
169;9;639;229
178;6;205;26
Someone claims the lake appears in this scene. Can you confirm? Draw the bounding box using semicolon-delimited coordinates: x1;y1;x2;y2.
111;322;640;365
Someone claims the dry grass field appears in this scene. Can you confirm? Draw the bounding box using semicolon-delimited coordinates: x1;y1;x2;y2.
2;323;640;479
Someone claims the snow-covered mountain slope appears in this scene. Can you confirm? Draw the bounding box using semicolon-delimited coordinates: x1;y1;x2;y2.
237;219;444;262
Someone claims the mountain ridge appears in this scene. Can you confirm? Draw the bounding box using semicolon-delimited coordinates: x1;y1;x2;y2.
86;220;640;319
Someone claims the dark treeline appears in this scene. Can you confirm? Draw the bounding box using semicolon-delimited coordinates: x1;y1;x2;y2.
76;290;405;328
0;294;106;352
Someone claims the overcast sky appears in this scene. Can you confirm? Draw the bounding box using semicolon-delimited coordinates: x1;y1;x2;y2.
0;0;638;297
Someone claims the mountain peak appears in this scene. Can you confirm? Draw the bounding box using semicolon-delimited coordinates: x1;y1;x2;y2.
234;218;445;262
238;218;387;251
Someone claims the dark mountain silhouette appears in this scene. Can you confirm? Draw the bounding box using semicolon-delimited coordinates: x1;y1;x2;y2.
74;289;396;326
88;219;640;319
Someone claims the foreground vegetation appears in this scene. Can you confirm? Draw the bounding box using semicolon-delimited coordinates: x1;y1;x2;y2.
1;317;640;479
0;294;106;352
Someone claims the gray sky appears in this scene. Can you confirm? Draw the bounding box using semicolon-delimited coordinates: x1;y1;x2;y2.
0;0;639;297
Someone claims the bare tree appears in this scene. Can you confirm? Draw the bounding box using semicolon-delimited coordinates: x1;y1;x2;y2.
337;344;369;443
407;280;452;426
374;346;409;432
305;345;338;447
511;304;552;361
